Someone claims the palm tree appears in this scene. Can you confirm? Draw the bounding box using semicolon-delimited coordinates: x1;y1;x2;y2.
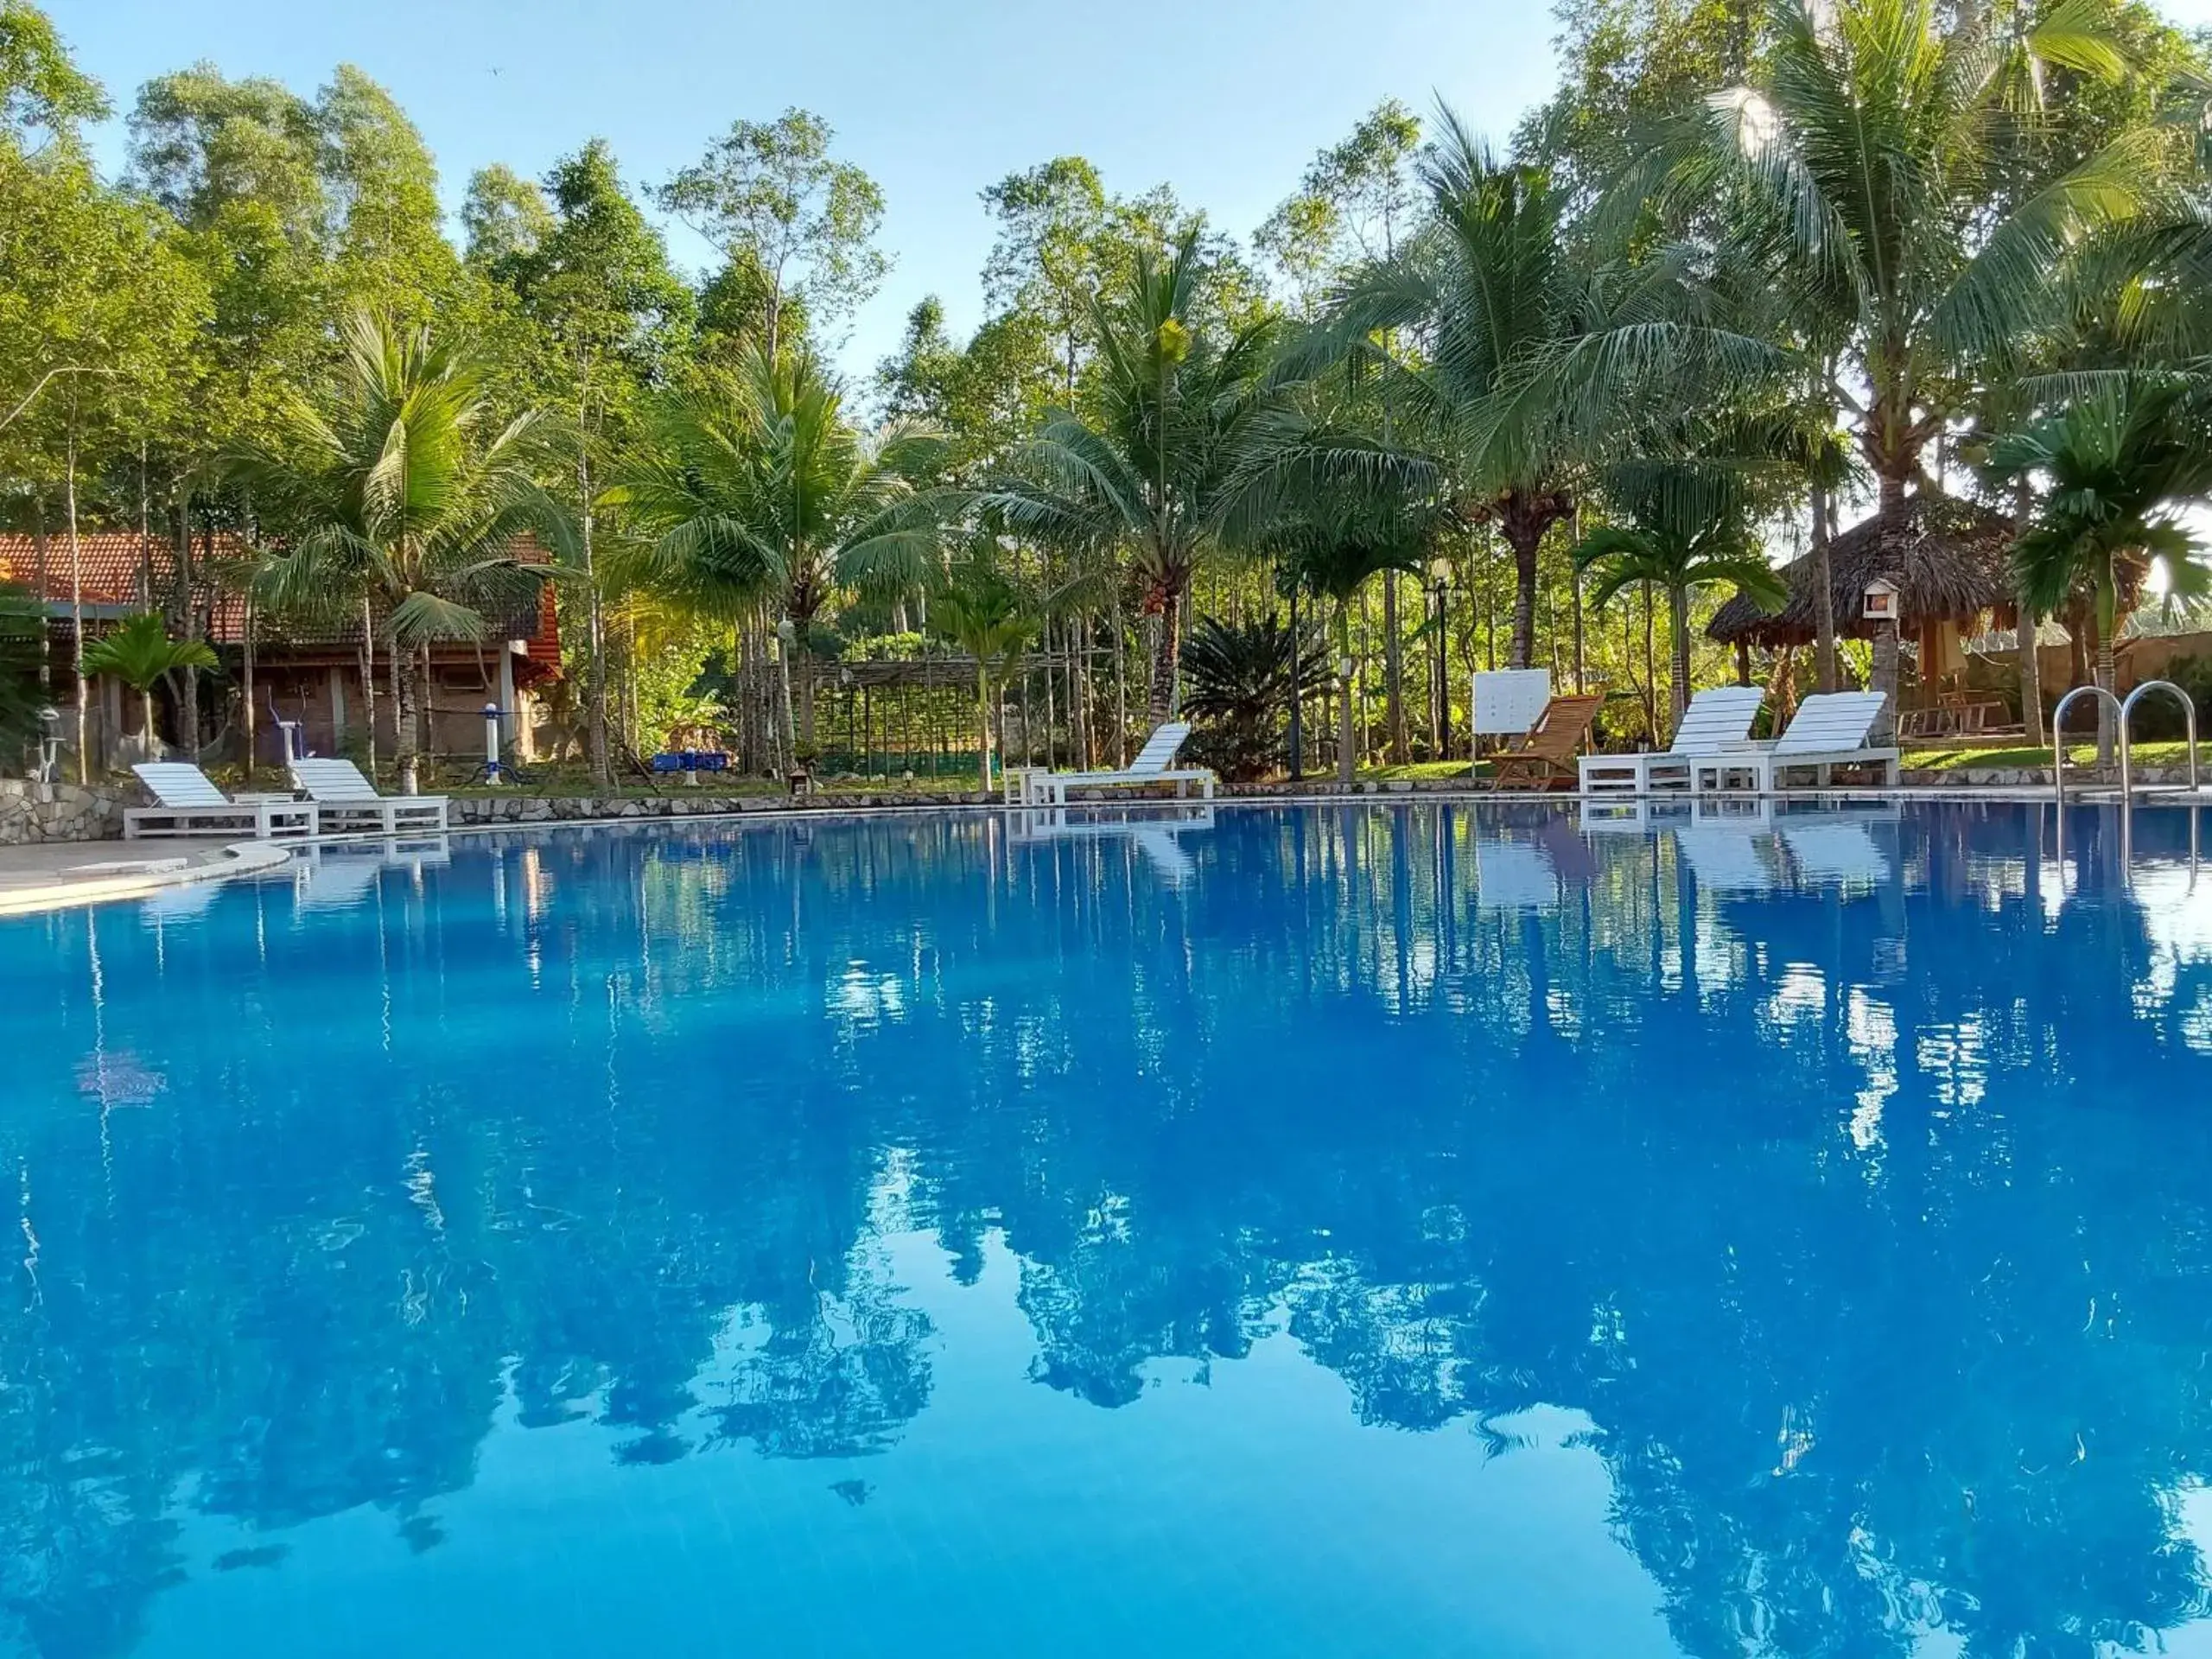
1313;109;1770;672
1573;513;1786;740
1993;381;2212;760
80;611;218;752
986;232;1281;721
619;345;950;756
929;545;1042;789
234;310;573;792
1661;0;2148;514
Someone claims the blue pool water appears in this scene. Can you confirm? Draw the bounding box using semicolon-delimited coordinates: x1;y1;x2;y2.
5;798;2212;1658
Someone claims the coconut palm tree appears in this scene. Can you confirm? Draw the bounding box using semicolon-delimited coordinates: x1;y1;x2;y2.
80;611;218;752
619;344;950;754
1993;381;2212;760
1657;0;2151;514
985;232;1281;721
233;309;573;792
1311;109;1772;672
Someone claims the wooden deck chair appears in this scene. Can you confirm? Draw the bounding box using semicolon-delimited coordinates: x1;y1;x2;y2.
1480;695;1603;792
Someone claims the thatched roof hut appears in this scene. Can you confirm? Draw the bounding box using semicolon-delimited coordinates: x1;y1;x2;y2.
1707;492;2015;649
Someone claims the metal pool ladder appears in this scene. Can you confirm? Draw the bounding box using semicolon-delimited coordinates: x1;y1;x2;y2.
2051;679;2200;805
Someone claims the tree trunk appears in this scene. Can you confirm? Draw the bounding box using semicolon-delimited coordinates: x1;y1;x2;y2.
1337;645;1357;786
31;499;49;696
2094;559;2118;766
1871;620;1900;745
976;664;994;791
241;597;257;782
1668;582;1691;740
1382;572;1408;763
1811;480;1838;694
359;596;378;778
1641;582;1656;743
1113;607;1128;764
180;513;206;760
1506;522;1541;671
65;406;86;782
1146;584;1184;723
1568;506;1586;691
393;633;421;794
777;628;798;767
2012;480;2044;748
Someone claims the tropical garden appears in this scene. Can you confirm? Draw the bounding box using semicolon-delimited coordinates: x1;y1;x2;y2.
5;0;2212;791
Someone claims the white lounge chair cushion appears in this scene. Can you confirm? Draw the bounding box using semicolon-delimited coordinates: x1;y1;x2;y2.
132;763;234;808
1772;691;1888;756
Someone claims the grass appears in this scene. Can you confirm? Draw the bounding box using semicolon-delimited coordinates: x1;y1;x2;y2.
1901;738;2197;772
1357;760;1486;783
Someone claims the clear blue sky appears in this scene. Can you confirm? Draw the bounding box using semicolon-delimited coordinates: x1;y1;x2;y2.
52;0;2212;381
53;0;1567;376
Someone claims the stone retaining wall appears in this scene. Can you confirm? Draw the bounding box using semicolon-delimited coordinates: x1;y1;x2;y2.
0;779;126;843
452;790;998;826
1901;764;2196;789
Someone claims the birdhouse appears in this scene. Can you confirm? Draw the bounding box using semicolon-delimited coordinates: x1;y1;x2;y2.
1861;577;1901;623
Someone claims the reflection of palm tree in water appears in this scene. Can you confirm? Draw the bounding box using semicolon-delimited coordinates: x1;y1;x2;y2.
8;804;2212;1657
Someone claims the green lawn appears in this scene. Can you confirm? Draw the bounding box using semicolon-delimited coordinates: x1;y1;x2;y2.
1901;739;2197;772
1357;760;1486;783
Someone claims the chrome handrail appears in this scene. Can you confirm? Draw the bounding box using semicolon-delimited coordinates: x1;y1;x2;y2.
2051;683;2125;805
2119;679;2200;803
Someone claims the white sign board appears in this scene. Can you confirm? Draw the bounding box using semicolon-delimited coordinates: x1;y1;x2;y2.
1471;669;1552;737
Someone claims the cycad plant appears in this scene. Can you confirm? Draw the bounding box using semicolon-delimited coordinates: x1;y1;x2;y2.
619;345;950;752
1993;382;2212;760
234;309;573;791
80;611;219;751
1180;612;1329;781
987;232;1280;721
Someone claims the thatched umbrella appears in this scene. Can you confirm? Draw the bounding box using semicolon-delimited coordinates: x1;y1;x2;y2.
1707;493;2015;652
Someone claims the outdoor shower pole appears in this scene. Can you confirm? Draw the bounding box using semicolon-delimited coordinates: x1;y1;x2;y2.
1287;583;1305;780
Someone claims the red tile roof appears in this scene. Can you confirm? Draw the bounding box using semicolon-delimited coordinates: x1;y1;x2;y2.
0;531;563;675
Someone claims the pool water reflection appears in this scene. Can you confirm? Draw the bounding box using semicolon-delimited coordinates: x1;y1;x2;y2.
5;799;2212;1658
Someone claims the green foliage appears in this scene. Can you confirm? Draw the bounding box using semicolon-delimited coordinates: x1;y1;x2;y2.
461;162;554;265
1255;99;1422;308
81;609;218;743
1179;611;1327;779
0;578;41;758
658;109;887;354
0;0;105;147
80;609;217;691
619;345;950;628
1993;380;2212;651
986;232;1281;716
233;309;572;773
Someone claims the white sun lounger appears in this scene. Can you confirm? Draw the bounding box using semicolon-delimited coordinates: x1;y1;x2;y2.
125;763;318;840
1022;721;1216;805
290;759;450;832
1691;692;1899;792
1579;686;1766;795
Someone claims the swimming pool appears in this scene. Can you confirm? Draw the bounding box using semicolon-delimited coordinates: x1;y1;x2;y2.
5;798;2211;1658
